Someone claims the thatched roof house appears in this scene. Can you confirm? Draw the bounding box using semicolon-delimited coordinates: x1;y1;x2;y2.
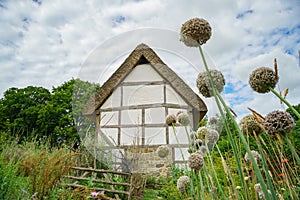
83;44;207;145
83;43;207;147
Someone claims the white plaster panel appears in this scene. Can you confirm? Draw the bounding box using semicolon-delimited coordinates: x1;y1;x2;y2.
99;128;118;145
121;127;143;145
174;148;189;161
166;85;188;105
145;107;165;124
121;109;142;125
100;111;119;126
100;87;121;109
123;64;163;82
123;85;164;106
169;126;189;144
144;127;165;145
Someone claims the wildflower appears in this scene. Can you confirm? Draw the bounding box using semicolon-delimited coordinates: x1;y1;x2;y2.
177;175;190;194
196;70;226;98
91;192;98;198
188;151;204;171
244;176;250;181
249;67;279;93
156;145;170;158
177;113;190;126
239;114;263;135
278;180;284;184
236;186;242;190
180;17;212;47
166;114;176;126
196;126;210;139
263;110;295;135
282;158;288;163
205;129;219;150
279;173;284;177
244;150;262;164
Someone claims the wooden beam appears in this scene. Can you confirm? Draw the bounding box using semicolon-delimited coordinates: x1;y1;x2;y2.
71;167;131;176
121;81;165;86
64;175;130;187
100;103;189;112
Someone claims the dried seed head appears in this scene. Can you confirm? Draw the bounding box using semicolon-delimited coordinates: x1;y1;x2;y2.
205;129;219;149
166;114;176;126
200;145;208;154
239;114;264;135
283;88;289;98
249;67;279;93
196;126;210;139
244;150;262;163
196;70;225;98
191;139;203;149
177;113;190;126
188;151;204;171
156;145;170;158
263;110;295;135
209;116;218;124
189;131;198;140
177;176;190;194
180;18;212;47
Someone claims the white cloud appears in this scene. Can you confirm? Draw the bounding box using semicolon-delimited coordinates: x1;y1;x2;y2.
0;0;299;119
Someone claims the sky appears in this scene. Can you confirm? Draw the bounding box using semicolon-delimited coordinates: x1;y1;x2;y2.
0;0;300;119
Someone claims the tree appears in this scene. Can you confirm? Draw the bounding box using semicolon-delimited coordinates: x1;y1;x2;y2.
0;86;51;138
0;79;100;147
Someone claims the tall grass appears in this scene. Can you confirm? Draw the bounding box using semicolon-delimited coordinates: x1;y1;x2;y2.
0;133;79;199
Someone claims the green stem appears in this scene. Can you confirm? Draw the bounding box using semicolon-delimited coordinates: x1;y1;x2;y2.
269;87;300;119
284;134;300;165
198;44;274;200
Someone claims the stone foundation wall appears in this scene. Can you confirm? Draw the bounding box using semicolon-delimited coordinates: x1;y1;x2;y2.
125;146;172;177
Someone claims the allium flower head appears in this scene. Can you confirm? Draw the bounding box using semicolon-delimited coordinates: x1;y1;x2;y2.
196;70;225;98
180;18;212;47
249;67;279;93
188;151;204;171
205;129;219;149
263;110;295;135
191;139;203;149
156;145;170;158
209;117;218;124
189;131;198;140
177;176;190;194
200;145;208;154
166;114;176;126
197;126;210;139
239;114;263;135
244;150;262;163
177;113;190;126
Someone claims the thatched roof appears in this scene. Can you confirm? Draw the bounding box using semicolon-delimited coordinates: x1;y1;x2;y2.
83;43;207;119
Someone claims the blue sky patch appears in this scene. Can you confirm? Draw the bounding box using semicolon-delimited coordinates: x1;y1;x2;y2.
236;9;253;19
114;15;126;24
32;0;42;6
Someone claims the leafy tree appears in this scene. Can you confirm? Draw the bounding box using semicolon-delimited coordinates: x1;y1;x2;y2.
0;79;99;147
0;86;51;138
